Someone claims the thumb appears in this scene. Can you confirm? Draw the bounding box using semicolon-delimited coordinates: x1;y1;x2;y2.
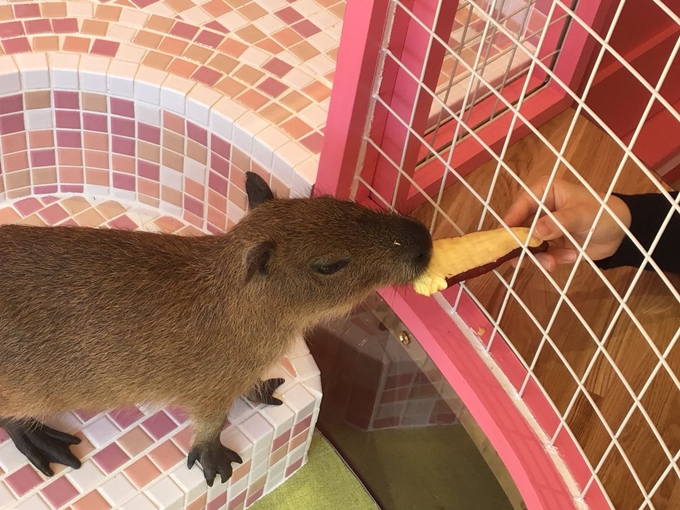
534;207;594;241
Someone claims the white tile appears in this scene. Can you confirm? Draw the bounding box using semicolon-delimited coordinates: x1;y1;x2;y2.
294;0;323;17
253;126;290;168
249;458;268;483
219;427;252;463
184;159;207;185
25;109;53;130
118;8;149;28
49;54;80;90
240;47;270;68
187;85;222;126
66;1;93;17
121;493;157;510
16;53;49;90
309;10;342;31
257;0;287;10
159;201;183;218
84;185;111;197
136;103;162;127
227;475;248;501
226;201;245;223
135;67;167;105
0;482;16;507
227;398;255;425
253;15;285;36
16;494;50;510
281;385;315;418
0;442;28;472
233;112;267;156
285;336;310;358
287;443;306;466
83;416;120;447
100;474;137;507
290;354;320;381
264;459;285;493
161;75;195;116
118;44;148;65
260;397;295;437
146;476;185;510
170;464;206;503
161;166;183;191
112;188;137;203
67;459;105;492
108;61;138;99
79;55;110;93
182;5;212;24
217;11;249;31
205;483;228;506
304;376;322;398
298;103;328;130
239;413;274;445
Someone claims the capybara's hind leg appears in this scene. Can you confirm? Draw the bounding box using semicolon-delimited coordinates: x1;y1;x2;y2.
244;378;285;406
0;417;81;476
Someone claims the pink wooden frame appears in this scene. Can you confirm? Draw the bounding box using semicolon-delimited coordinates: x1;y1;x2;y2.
317;0;625;509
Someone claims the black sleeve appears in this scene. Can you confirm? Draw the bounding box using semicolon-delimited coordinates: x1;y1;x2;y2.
595;192;680;274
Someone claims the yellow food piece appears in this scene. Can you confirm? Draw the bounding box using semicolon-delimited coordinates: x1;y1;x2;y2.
413;227;544;296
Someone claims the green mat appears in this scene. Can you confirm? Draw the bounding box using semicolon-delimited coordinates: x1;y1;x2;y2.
250;432;378;510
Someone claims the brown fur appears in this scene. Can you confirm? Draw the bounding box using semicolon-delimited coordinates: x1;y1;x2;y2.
0;173;432;483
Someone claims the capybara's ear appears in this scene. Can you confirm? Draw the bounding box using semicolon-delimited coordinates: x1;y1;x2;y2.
245;172;275;210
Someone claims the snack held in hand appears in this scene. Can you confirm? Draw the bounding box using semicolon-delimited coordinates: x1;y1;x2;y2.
412;227;548;296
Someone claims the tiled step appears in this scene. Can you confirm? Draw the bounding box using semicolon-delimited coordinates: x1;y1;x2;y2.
0;196;322;509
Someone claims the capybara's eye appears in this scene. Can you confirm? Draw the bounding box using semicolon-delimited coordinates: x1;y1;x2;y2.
310;260;349;275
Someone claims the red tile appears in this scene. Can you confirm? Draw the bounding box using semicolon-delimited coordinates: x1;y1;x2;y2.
52;18;78;34
75;410;100;423
72;490;112;510
131;0;160;8
293;414;312;437
227;490;246;510
57;130;82;148
137;160;160;181
300;132;324;154
263;58;293;78
42;475;78;508
138;123;160;144
14;3;41;18
209;172;227;195
109;407;144;429
93;443;130;473
30;149;56;167
0;94;22;115
108;214;138;230
91;39;119;57
192;66;221;86
210;134;230;159
210;153;229;178
246;487;264;507
0;21;24;38
34;185;58;194
292;20;321;37
5;465;42;496
54;91;80;109
166;407;189;424
111;117;135;137
83;113;108;133
205;20;228;34
112;136;135;156
257;77;288;98
112;172;135;192
56;110;81;129
125;457;161;489
196;30;223;49
141;411;178;440
275;7;303;24
285;456;303;477
38;203;69;225
170;22;199;40
272;430;290;451
110;98;134;118
1;113;25;134
187;122;207;146
25;19;52;35
207;491;227;510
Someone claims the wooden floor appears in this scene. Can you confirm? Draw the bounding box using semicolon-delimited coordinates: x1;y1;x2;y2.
411;109;680;510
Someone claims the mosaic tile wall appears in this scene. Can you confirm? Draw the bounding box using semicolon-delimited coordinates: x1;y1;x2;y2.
0;195;323;509
310;299;460;432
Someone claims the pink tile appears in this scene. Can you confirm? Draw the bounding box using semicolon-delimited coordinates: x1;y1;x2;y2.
184;194;204;218
38;203;69;225
300;132;324;154
56;130;82;148
6;465;42;497
272;430;290;451
141;411;178;440
52;18;78;34
263;58;293;78
93;443;130;473
137;160;160;181
108;214;138;231
148;440;184;471
138;123;160;144
228;490;246;510
14;197;42;216
83;113;108;133
111;117;135;137
187;122;207;146
0;94;23;114
293;414;312;437
60;217;79;226
1;113;25;134
275;7;303;24
56;110;81;129
109;407;144;429
0;428;9;444
210;153;229;178
125;457;161;489
0;21;24;38
42;475;79;508
54;91;79;109
76;410;101;423
206;20;228;34
246;487;264;507
112;172;135;192
209;172;227;195
110;98;134;118
292;20;321;37
112;136;135;156
2;37;31;54
195;30;223;49
257;77;288;98
172;426;193;454
170;22;199;40
25;19;52;35
192;66;221;87
210;135;230;159
42;196;59;205
14;3;40;17
166;407;190;424
30;149;56;167
72;490;112;510
131;0;159;7
285;456;303;477
91;39;120;57
207;491;227;510
34;184;58;194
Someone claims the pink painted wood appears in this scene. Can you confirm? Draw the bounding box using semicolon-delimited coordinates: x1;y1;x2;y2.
314;0;392;200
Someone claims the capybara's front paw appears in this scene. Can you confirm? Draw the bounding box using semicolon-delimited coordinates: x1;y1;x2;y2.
1;418;81;476
187;439;243;486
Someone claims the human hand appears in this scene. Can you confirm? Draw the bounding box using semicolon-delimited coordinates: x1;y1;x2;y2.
503;177;631;271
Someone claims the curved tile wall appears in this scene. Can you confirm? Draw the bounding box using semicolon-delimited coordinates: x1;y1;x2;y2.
0;0;340;507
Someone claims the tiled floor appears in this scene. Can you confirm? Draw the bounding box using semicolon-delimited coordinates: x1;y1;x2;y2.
0;195;323;510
